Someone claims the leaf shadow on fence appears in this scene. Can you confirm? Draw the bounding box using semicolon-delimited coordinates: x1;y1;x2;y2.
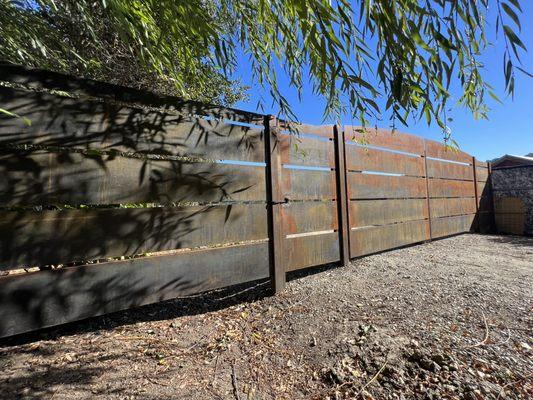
0;85;269;338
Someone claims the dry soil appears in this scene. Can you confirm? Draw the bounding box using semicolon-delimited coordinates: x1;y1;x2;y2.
0;234;532;399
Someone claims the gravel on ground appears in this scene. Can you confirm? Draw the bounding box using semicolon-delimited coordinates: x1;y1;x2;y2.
0;234;532;399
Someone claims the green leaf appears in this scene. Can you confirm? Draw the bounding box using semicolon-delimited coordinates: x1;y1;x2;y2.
503;25;526;51
506;0;523;12
0;108;31;126
488;91;503;104
502;3;521;30
516;66;533;78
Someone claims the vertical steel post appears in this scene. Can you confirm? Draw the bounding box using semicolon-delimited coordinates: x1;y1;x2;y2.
472;156;480;232
422;140;433;240
264;115;286;293
333;125;351;265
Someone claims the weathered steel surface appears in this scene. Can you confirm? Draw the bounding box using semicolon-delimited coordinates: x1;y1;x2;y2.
344;126;425;155
346;146;425;177
472;156;481;232
285;232;340;271
430;214;475;238
350;219;428;257
427;178;475;198
494;197;525;235
423;148;433;239
281;201;337;234
279;134;334;167
279;122;334;139
477;161;495;233
477;181;493;198
0;203;268;270
282;169;336;201
424;140;472;164
333;126;350;266
348;173;426;199
0;88;265;162
475;159;488;168
0;64;501;338
426;158;474;181
493;196;526;214
0;242;269;338
0;150;266;206
264;117;286;293
429;198;477;218
350;199;428;227
475;166;489;182
492;167;530;235
0;63;264;124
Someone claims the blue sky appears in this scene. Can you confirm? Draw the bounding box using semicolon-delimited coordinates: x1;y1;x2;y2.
234;3;533;162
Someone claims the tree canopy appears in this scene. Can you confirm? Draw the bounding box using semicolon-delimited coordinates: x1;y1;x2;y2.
0;0;530;137
0;0;248;105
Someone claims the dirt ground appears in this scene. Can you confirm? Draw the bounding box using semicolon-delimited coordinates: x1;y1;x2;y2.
0;234;532;400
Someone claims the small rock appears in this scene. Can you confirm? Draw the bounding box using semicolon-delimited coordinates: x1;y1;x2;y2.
418;358;439;372
443;384;456;392
328;367;346;384
448;362;458;371
464;391;478;400
519;342;531;351
361;390;374;400
431;353;450;366
480;382;502;395
464;383;477;392
409;350;426;362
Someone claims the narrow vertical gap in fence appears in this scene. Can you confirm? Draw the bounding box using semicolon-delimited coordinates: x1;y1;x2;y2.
422;140;433;240
333;125;350;265
264;115;286;293
472;156;480;232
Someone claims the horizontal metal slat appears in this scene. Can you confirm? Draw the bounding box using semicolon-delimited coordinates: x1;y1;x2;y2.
281;201;337;234
344;126;425;155
0;242;270;338
350;199;428;227
281;169;336;201
346;146;424;176
348;173;426;199
426;158;474;180
0;88;265;162
350;219;429;257
428;178;475;198
0;204;267;270
425;140;472;164
430;214;475;238
285;232;340;271
0;150;266;206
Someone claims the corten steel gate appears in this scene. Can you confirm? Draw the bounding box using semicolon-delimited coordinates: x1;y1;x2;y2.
0;64;494;337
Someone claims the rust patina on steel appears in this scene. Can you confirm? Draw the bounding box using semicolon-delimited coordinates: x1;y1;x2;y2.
0;65;496;338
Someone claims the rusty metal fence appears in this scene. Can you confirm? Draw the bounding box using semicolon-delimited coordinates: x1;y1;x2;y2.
0;64;494;337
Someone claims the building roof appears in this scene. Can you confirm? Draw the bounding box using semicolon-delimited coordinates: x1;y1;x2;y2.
491;154;533;168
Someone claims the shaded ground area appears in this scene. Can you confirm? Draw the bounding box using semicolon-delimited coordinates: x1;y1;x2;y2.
0;234;532;399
